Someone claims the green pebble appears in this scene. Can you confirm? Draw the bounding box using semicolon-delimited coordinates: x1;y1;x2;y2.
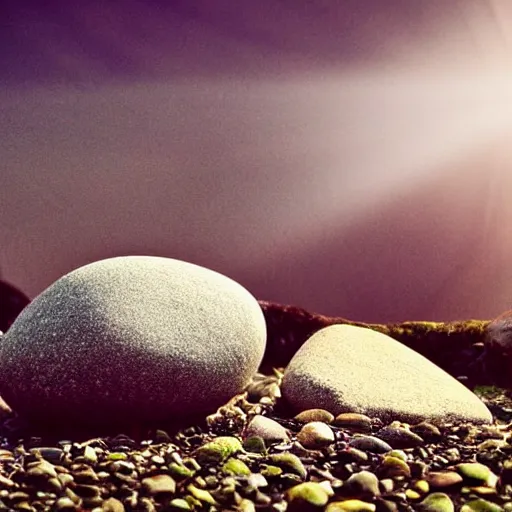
108;452;128;461
243;436;267;454
194;436;243;465
187;484;217;505
286;482;329;507
417;492;455;512
268;453;307;479
168;498;192;511
185;495;202;509
345;470;380;497
405;489;421;500
326;499;377;511
456;463;492;485
168;462;194;480
222;457;251;476
412;480;430;494
183;457;201;472
460;499;504;512
261;464;283;478
387;450;408;462
378;456;411;479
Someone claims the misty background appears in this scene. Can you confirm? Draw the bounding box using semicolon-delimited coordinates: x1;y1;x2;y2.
1;0;512;322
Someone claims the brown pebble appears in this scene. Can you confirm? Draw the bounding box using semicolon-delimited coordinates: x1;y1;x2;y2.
334;413;373;432
427;471;463;489
295;409;335;423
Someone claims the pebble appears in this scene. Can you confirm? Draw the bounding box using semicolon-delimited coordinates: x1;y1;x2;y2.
377;455;412;479
141;474;177;496
244;415;290;443
295;409;335;423
194;436;242;465
286;482;330;508
461;499;504;512
427;471;464;489
101;497;125;511
282;325;493;425
343;470;381;498
349;435;393;453
334;413;373;433
268;453;307;480
326;499;377;511
417;492;455;512
410;421;442;442
221;457;251;476
375;425;425;449
456;462;493;485
296;421;335;448
0;256;267;429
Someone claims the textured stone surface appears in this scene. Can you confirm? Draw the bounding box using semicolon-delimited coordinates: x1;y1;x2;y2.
282;325;492;425
0;256;266;428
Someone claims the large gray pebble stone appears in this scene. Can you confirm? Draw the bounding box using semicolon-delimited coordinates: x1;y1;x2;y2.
282;325;492;425
0;256;266;428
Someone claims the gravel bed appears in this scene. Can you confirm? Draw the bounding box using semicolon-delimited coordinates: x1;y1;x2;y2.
0;373;511;511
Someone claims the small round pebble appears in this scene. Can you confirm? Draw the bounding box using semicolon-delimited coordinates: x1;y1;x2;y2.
296;421;335;448
286;482;330;508
344;470;380;498
244;415;290;443
417;492;455;512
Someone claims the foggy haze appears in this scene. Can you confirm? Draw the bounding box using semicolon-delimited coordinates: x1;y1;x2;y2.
1;1;512;321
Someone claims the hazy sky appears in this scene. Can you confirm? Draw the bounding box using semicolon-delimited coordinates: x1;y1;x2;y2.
2;1;512;321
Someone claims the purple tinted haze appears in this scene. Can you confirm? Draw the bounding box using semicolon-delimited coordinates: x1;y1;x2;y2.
1;1;512;321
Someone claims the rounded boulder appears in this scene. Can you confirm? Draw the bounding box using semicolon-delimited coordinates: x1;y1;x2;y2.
0;256;266;428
